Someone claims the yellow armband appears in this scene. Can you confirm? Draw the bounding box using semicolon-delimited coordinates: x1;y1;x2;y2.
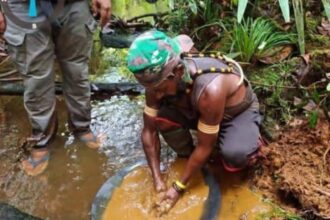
197;120;220;134
144;105;158;117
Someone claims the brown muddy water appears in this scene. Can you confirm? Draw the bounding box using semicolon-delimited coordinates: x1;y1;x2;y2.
103;159;270;220
0;95;269;220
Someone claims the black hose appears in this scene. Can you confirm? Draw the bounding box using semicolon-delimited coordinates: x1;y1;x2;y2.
0;81;144;96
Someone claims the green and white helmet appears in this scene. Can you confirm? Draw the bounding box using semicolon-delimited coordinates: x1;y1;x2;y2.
126;30;193;88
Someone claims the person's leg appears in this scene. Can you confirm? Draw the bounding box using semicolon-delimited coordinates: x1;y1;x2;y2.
218;102;261;171
3;7;56;175
54;1;99;148
157;107;195;157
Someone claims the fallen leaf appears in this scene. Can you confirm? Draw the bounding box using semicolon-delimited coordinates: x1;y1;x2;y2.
258;45;294;64
293;97;303;106
301;54;310;65
303;100;317;112
317;18;330;36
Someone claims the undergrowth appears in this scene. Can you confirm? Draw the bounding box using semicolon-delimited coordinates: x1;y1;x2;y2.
256;200;302;220
227;17;296;62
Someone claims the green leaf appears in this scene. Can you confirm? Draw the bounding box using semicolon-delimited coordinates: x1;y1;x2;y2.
322;0;330;21
232;0;239;6
311;88;320;103
225;52;242;59
293;0;305;55
327;82;330;91
279;0;290;22
198;1;205;8
168;0;174;10
237;0;248;23
188;0;198;15
230;17;295;62
308;111;318;128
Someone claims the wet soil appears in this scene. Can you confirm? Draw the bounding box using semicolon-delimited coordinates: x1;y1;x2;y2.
253;119;330;219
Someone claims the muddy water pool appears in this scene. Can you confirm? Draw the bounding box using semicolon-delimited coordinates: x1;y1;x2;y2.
0;95;269;219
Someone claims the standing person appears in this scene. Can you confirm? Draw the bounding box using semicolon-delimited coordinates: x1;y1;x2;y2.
126;30;263;213
0;0;111;176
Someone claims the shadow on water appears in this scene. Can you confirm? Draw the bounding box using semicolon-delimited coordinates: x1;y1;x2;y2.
0;202;42;220
0;94;270;219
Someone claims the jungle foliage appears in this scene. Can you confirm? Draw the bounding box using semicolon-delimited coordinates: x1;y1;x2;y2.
227;17;295;62
91;0;329;140
161;0;330;136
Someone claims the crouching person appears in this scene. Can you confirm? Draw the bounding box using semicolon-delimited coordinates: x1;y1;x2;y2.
126;30;262;212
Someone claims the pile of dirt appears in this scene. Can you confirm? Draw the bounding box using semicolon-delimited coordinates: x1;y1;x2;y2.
253;119;330;219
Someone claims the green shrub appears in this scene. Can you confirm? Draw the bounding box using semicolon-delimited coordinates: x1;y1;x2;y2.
229;17;295;62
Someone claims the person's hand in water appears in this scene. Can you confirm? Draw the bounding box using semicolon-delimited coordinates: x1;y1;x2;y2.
155;186;180;216
154;177;166;192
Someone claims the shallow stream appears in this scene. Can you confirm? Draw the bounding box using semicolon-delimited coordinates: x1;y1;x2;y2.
0;93;270;220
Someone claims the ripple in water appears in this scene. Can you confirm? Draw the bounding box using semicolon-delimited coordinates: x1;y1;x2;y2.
89;95;176;172
91;95;145;170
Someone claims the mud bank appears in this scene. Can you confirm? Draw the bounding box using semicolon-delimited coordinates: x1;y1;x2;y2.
253;120;330;219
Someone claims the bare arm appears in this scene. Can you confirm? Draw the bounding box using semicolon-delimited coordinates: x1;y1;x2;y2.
142;90;166;192
157;77;228;214
179;80;227;185
179;131;218;183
